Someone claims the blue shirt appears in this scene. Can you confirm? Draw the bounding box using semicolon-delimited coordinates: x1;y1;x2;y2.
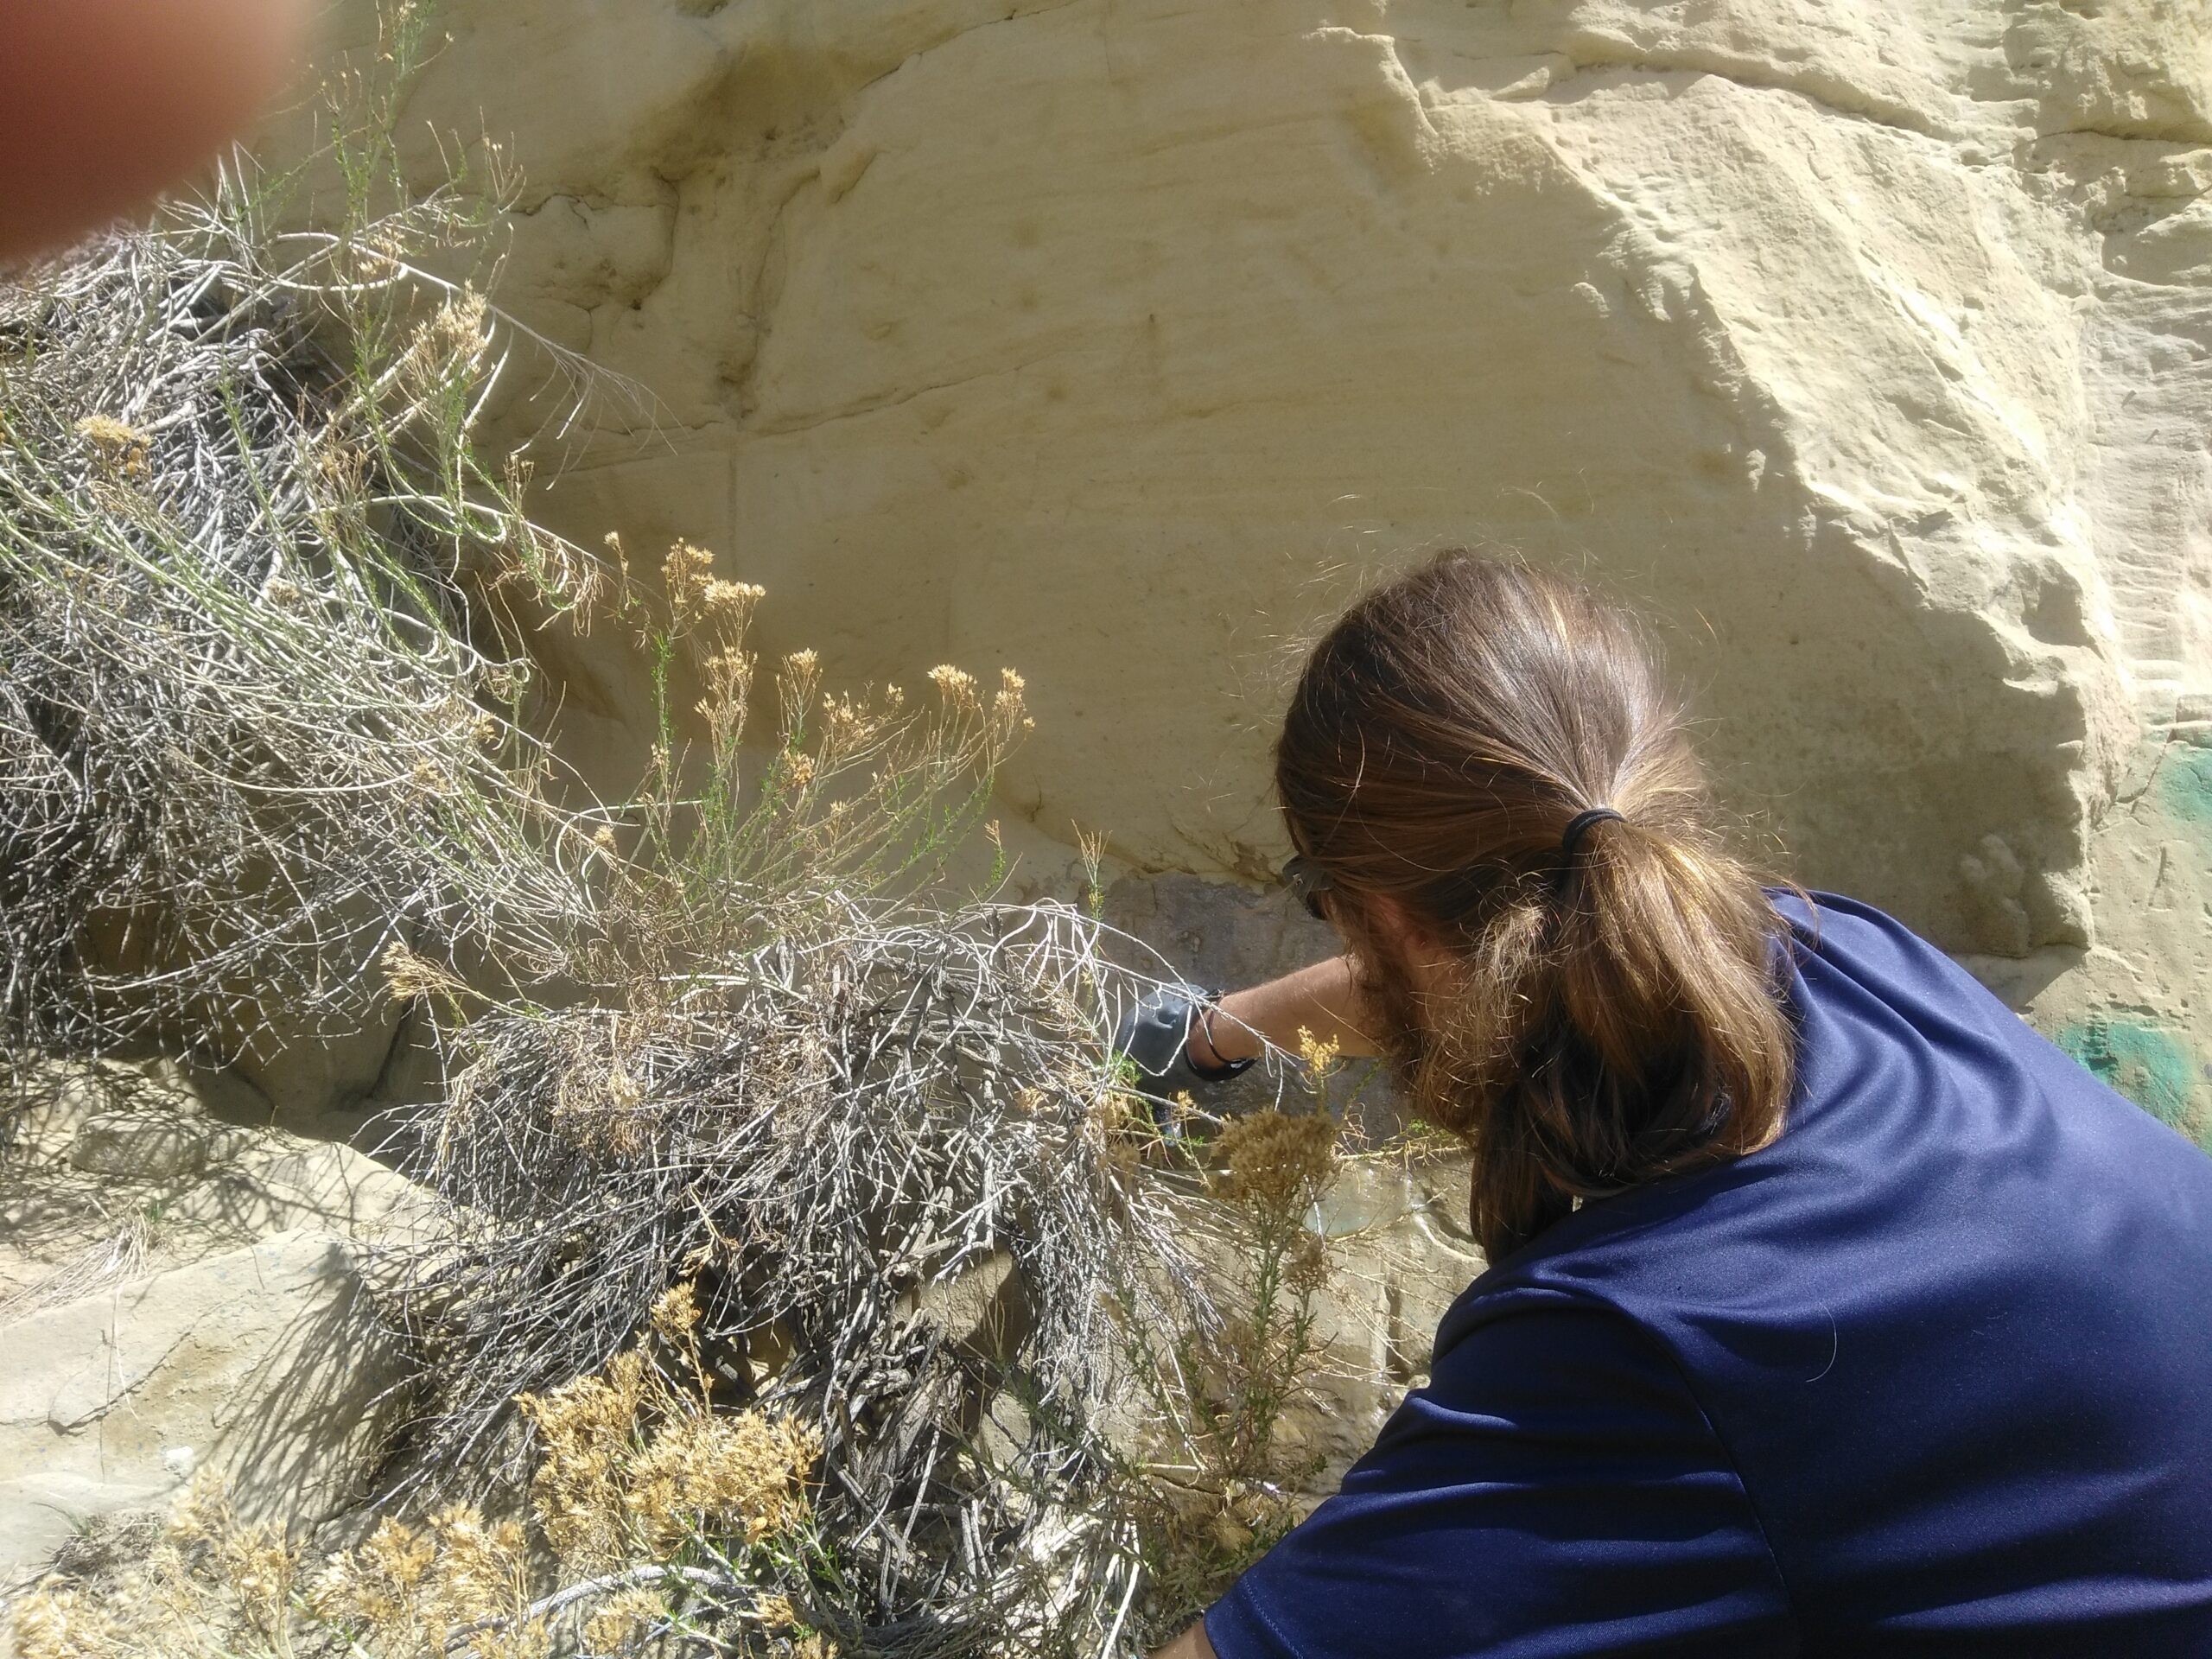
1206;893;2212;1657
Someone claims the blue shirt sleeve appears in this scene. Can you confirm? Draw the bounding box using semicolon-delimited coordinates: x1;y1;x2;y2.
1205;1295;1796;1659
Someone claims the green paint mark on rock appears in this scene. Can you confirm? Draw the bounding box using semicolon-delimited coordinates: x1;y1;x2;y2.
2057;1018;2196;1129
2158;743;2212;826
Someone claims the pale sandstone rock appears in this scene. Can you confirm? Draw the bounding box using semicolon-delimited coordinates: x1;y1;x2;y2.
264;1;2212;1115
66;1115;253;1181
160;1140;439;1248
224;973;409;1121
3;1057;262;1166
0;1230;403;1588
1294;1156;1484;1479
0;1061;435;1583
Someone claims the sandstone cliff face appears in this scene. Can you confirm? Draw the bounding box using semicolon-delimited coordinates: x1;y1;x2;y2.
321;0;2212;1114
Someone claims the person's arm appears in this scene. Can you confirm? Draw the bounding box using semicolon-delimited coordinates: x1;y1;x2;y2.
1186;955;1383;1069
1150;1623;1216;1659
1198;1299;1793;1659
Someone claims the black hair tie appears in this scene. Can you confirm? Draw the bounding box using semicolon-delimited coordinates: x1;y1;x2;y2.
1559;806;1625;865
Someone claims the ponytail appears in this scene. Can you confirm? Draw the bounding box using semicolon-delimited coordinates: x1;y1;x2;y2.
1276;552;1796;1260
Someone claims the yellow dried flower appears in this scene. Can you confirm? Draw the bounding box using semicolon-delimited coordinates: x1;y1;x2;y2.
219;1519;297;1634
928;664;980;709
423;1502;526;1625
702;579;766;644
1296;1025;1343;1082
310;1515;435;1628
382;939;471;1007
649;1281;700;1338
663;540;720;630
626;1409;821;1552
1214;1109;1338;1217
519;1350;650;1570
397;289;489;398
165;1466;229;1547
75;413;151;478
585;1584;664;1650
3;1585;117;1659
698;643;757;728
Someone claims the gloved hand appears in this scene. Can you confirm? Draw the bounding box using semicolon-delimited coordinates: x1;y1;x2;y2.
1110;981;1254;1101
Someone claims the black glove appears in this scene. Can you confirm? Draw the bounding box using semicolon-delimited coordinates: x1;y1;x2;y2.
1111;981;1255;1100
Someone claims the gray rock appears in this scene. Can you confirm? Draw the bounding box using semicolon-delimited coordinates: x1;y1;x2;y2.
64;1114;255;1181
0;1229;405;1587
67;1114;214;1179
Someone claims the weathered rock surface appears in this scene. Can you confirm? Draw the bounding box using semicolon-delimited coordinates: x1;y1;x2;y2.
0;1061;429;1587
67;1114;254;1181
1294;1153;1485;1477
275;0;2212;1136
0;1229;403;1589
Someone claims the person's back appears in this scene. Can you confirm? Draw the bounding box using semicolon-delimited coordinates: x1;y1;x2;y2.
1138;550;2212;1657
1206;890;2212;1656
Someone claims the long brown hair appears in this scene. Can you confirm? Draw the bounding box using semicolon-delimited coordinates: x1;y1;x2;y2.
1275;551;1797;1260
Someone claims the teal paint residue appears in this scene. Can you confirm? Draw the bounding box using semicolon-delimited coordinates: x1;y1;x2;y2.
2057;1018;2196;1130
2158;743;2212;826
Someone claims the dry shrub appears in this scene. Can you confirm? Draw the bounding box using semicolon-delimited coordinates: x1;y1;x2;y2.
4;1480;300;1659
1118;1035;1345;1635
515;1288;819;1573
373;904;1200;1652
3;1295;830;1657
0;8;1372;1656
0;2;616;1081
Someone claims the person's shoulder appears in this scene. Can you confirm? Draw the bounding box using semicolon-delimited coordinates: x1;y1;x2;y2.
1214;1292;1794;1659
1428;1287;1666;1384
1763;886;1931;955
1763;887;2007;1014
1424;1281;1682;1395
1361;1289;1718;1480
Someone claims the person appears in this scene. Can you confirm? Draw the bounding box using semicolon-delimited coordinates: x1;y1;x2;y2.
0;0;306;263
1122;550;2212;1657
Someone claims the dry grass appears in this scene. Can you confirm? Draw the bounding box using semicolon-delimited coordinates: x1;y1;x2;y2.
5;1289;831;1656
